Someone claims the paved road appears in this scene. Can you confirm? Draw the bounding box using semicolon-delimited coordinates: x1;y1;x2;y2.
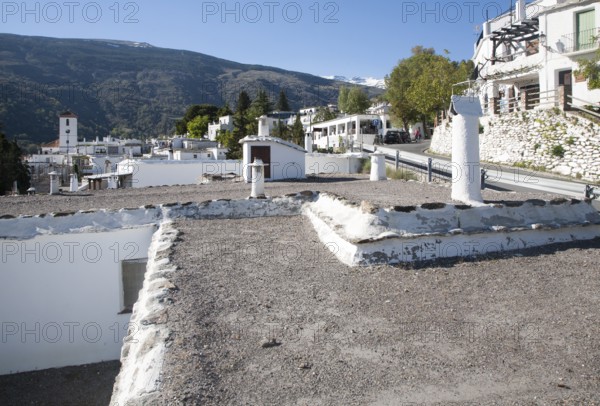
372;140;594;201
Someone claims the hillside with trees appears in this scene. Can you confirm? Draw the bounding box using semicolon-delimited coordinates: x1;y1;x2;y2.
0;34;382;148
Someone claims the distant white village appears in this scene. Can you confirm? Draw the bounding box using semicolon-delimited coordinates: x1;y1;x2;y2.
28;101;425;192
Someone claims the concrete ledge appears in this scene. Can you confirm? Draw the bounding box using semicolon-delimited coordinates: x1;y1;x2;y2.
110;221;180;406
303;193;600;265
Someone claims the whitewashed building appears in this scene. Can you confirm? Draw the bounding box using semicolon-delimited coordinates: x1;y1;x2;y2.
240;115;306;182
472;0;600;115
308;112;392;150
208;115;234;141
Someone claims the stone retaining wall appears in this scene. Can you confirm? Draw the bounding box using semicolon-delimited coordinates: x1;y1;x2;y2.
430;109;600;182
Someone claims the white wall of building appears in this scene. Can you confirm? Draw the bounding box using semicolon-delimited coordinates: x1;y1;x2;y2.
208;115;234;141
0;226;156;375
241;138;306;182
305;153;365;175
173;151;214;161
540;2;600;105
117;159;243;187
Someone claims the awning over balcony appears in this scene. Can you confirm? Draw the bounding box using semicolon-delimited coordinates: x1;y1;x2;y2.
491;18;539;64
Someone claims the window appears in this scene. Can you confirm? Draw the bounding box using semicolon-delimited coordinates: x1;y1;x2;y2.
576;10;596;51
66;119;70;126
120;259;147;313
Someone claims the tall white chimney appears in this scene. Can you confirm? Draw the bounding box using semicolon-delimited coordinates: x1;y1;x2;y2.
516;0;527;23
258;116;269;137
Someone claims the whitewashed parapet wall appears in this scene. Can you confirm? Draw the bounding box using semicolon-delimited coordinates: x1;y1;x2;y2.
430;109;600;182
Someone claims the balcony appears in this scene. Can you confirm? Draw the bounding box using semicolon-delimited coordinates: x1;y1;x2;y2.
557;28;600;55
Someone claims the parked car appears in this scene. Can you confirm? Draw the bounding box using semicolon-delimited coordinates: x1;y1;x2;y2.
384;130;411;144
399;130;411;143
383;131;400;144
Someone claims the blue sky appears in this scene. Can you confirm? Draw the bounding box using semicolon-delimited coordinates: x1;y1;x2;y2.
0;0;517;79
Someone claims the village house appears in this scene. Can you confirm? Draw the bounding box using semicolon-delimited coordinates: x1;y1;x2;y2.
207;114;234;141
307;103;393;150
473;0;600;116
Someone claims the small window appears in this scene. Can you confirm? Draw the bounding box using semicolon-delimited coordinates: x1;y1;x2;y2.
66;119;70;126
193;154;197;159
120;259;147;313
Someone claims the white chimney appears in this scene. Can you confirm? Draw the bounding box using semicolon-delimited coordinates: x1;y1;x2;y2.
516;0;526;23
483;21;491;37
258;116;269;137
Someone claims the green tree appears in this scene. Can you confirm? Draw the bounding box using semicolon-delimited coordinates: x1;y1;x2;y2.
275;89;291;111
338;86;350;113
175;104;220;134
215;130;237;156
247;89;273;134
290;114;305;146
345;87;371;114
220;91;252;159
0;128;31;195
312;107;337;124
575;43;600;89
272;119;290;140
385;46;472;133
385;60;419;130
186;115;210;138
217;102;234;117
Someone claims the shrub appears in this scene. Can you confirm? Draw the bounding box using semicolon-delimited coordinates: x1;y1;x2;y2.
551;145;565;158
360;159;371;174
386;166;418;181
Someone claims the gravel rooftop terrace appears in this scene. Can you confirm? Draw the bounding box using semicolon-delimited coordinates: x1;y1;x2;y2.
2;176;600;405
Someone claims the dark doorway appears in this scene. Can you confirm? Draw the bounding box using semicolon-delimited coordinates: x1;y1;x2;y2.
558;70;573;102
250;146;271;179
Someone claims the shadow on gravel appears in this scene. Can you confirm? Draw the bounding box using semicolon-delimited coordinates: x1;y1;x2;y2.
0;361;120;406
391;237;600;271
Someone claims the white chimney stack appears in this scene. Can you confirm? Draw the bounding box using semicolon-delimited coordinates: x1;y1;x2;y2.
516;0;526;23
258;116;269;137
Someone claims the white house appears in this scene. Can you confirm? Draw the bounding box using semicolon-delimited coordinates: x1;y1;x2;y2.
208;115;234;141
472;0;600;115
240;115;306;182
308;111;392;150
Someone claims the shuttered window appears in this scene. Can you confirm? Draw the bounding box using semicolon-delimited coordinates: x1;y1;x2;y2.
576;10;596;51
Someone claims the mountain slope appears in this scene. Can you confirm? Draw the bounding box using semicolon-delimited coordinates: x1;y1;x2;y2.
0;34;381;144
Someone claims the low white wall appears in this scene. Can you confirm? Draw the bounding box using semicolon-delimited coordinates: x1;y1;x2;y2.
306;153;365;175
0;225;156;375
118;159;243;188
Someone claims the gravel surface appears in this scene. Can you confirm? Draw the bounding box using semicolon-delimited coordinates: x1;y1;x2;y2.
156;216;600;405
0;176;558;217
3;177;598;405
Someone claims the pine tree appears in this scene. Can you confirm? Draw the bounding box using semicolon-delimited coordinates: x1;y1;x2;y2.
217;102;233;117
276;89;291;111
223;91;251;159
0;128;31;195
290;114;305;146
247;89;273;135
